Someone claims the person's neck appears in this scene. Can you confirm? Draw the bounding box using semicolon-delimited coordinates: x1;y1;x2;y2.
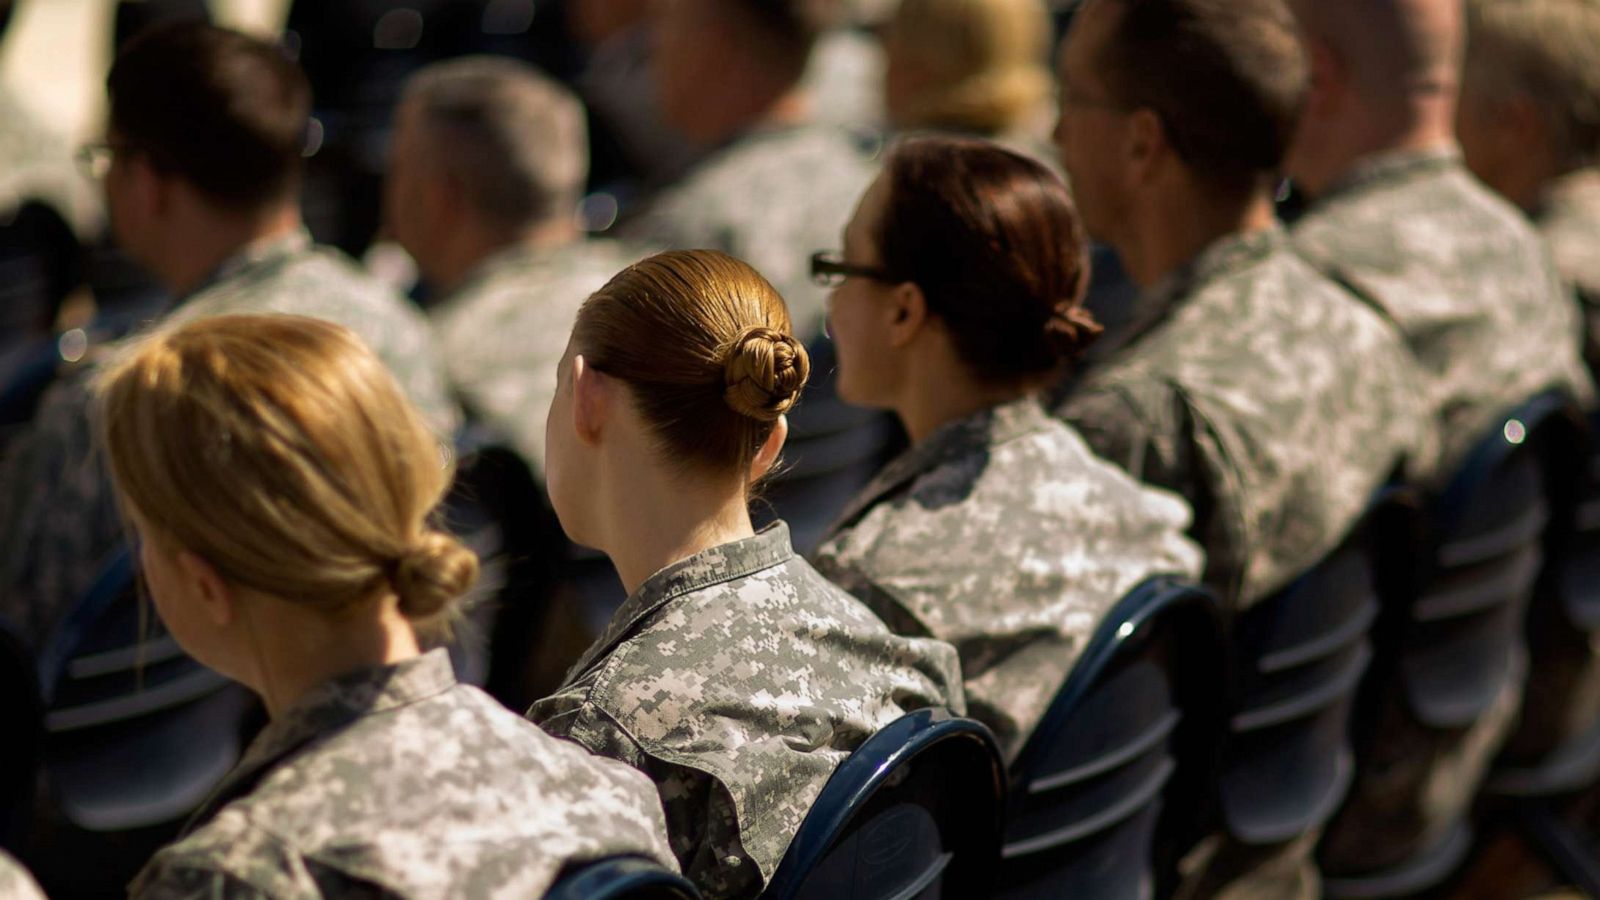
430;216;581;295
1311;104;1458;197
695;83;811;147
597;462;757;596
896;354;1028;445
1118;186;1277;289
243;593;422;719
157;204;302;298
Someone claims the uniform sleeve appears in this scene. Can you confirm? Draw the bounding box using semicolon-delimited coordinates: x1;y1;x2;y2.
129;864;275;900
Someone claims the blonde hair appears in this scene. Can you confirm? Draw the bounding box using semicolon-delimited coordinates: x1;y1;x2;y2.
94;314;477;633
572;249;810;476
1465;0;1600;167
886;0;1053;134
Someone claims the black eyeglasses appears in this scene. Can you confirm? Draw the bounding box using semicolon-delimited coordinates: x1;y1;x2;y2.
810;251;893;288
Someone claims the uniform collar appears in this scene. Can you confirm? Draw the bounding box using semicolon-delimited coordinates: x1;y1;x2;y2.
825;396;1054;536
564;523;797;682
180;229;314;305
1314;145;1462;206
181;649;457;834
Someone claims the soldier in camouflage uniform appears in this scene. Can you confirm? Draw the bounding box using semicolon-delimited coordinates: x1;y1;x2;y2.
0;24;455;651
617;0;875;336
1458;0;1600;371
807;137;1202;762
1285;0;1594;879
527;250;963;899
133;649;676;899
92;314;674;899
386;57;647;473
0;850;46;900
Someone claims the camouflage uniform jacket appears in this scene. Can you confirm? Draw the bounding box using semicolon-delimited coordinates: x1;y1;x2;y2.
432;239;643;474
0;231;458;650
1291;146;1595;482
527;522;965;900
617;124;875;336
1534;167;1600;373
810;396;1203;761
1053;225;1430;609
0;850;46;900
129;649;675;899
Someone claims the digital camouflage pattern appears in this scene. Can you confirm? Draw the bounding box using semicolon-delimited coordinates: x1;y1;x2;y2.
617;125;876;337
1291;147;1595;482
0;849;46;900
431;239;644;474
1053;225;1430;610
811;396;1203;762
527;522;964;900
1534;167;1600;372
0;231;458;650
130;649;676;899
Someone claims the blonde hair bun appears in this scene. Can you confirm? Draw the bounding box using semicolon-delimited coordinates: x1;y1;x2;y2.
393;530;480;621
722;325;810;421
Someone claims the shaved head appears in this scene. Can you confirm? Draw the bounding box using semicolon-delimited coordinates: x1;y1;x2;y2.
1292;0;1464;99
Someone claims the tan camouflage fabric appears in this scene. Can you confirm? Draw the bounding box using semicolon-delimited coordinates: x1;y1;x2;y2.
128;649;675;899
1534;167;1600;372
527;522;964;900
0;849;46;900
1291;146;1595;483
1052;225;1429;610
811;396;1203;761
617;125;876;336
0;231;458;650
431;239;644;474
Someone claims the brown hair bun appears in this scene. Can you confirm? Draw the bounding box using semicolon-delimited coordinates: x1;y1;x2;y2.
1043;303;1105;362
722;325;810;422
393;530;480;621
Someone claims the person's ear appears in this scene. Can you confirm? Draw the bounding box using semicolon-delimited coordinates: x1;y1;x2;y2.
571;353;608;447
175;551;236;628
1126;107;1167;185
750;414;789;483
885;280;929;349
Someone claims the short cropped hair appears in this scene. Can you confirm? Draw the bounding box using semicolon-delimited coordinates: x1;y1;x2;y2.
400;57;588;232
729;0;836;82
1465;0;1600;168
107;22;311;211
1095;0;1308;191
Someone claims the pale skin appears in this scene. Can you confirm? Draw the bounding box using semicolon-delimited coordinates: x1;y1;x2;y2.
544;342;788;595
1051;0;1277;289
101;131;302;298
826;173;1033;444
383;99;580;295
130;510;421;719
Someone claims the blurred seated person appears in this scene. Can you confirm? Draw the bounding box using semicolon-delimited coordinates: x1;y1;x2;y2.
97;314;675;897
1458;0;1600;372
1287;0;1593;484
809;136;1203;762
388;56;645;475
882;0;1057;159
617;0;874;335
0;23;456;652
527;250;962;900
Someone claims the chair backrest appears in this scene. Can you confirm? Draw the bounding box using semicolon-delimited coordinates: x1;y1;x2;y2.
1219;491;1413;847
761;708;1006;900
0;617;42;849
996;576;1227;900
545;855;701;900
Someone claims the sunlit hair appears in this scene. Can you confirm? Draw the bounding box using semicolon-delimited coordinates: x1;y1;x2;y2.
94;314;476;635
886;0;1053;134
1465;0;1600;169
572;249;810;477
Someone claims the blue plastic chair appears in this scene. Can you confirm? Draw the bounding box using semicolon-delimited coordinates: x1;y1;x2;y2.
995;576;1227;900
545;855;701;899
761;708;1006;900
1322;391;1580;898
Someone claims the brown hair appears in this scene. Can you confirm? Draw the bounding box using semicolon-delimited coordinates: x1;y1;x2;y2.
1093;0;1308;192
1465;0;1600;169
572;249;810;475
887;0;1053;133
875;136;1099;381
95;314;476;634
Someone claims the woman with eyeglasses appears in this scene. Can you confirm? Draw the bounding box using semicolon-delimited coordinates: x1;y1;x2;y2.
810;136;1203;762
98;314;676;898
526;249;963;900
